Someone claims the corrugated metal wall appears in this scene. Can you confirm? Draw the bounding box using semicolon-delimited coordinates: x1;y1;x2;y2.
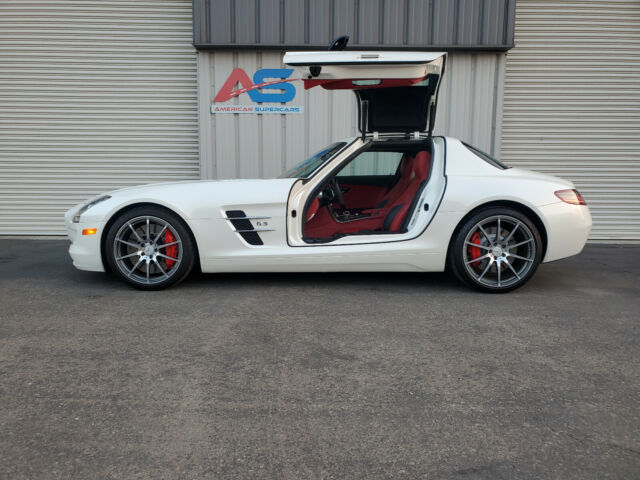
199;51;505;179
193;0;516;51
501;0;640;241
0;0;199;235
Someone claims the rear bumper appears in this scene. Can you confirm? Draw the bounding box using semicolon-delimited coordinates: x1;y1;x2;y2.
539;202;592;262
65;207;106;272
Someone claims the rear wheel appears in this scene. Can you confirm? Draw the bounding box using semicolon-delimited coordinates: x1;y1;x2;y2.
449;207;542;293
105;206;195;290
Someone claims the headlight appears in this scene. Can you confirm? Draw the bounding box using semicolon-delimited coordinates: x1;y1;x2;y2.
72;195;111;223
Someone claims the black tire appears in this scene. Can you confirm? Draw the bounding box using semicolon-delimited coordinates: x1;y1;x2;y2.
448;207;543;293
104;206;196;290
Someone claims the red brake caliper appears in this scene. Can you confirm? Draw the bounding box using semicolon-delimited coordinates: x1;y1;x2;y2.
163;230;177;269
467;232;483;267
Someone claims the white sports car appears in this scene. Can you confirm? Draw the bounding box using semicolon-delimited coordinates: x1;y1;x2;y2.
65;48;591;292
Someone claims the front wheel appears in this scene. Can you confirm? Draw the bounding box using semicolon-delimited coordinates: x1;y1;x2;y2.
105;206;196;290
449;207;543;293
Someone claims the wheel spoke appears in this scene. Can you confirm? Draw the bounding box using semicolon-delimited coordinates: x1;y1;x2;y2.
506;238;533;250
508;253;534;262
116;252;139;261
152;224;168;244
497;217;502;242
464;241;491;250
503;221;521;244
497;260;502;286
127;258;144;277
477;224;493;245
157;252;179;262
505;260;521;279
116;238;140;249
153;258;169;278
146;218;150;242
157;240;181;249
477;258;494;281
465;253;491;265
128;223;144;244
146;260;150;284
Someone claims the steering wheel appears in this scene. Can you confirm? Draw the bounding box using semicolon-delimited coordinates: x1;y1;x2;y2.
330;178;346;209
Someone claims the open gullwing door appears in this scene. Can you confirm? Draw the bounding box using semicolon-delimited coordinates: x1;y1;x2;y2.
283;51;446;136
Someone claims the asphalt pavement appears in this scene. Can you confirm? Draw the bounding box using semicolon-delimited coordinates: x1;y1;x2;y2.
1;239;639;479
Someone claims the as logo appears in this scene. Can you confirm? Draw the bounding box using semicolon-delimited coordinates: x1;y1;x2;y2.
214;68;296;103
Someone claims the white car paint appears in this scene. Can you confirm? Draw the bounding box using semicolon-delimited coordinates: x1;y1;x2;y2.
283;51;445;65
284;51;445;83
65;136;591;274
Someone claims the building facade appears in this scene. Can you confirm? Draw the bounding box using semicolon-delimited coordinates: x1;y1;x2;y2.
0;0;638;241
193;0;513;179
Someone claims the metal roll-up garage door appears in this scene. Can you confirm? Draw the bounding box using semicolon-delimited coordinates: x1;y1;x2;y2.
501;0;640;241
0;0;199;235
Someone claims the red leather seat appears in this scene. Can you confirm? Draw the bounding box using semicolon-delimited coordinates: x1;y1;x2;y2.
375;153;415;209
379;150;431;232
305;197;320;221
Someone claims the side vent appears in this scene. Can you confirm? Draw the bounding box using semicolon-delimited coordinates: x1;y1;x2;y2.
225;210;272;246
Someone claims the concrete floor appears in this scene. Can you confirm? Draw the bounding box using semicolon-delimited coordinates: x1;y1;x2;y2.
0;240;639;479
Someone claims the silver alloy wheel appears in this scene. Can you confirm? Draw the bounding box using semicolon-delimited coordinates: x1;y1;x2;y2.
462;214;536;288
112;215;183;285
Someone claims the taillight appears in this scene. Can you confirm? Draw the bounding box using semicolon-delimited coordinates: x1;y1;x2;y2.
555;189;586;205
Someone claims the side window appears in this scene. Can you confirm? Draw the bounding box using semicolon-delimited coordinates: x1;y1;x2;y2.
337;151;404;177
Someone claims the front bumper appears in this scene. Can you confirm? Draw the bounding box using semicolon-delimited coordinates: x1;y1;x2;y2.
539;202;592;263
65;206;106;272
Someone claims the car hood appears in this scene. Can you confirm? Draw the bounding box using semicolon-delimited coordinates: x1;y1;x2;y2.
109;178;287;193
105;178;298;208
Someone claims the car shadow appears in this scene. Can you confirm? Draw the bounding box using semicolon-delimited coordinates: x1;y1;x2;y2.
187;269;461;291
0;239;587;297
67;259;577;296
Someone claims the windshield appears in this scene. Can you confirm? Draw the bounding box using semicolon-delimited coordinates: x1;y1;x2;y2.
462;142;509;170
279;142;347;178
